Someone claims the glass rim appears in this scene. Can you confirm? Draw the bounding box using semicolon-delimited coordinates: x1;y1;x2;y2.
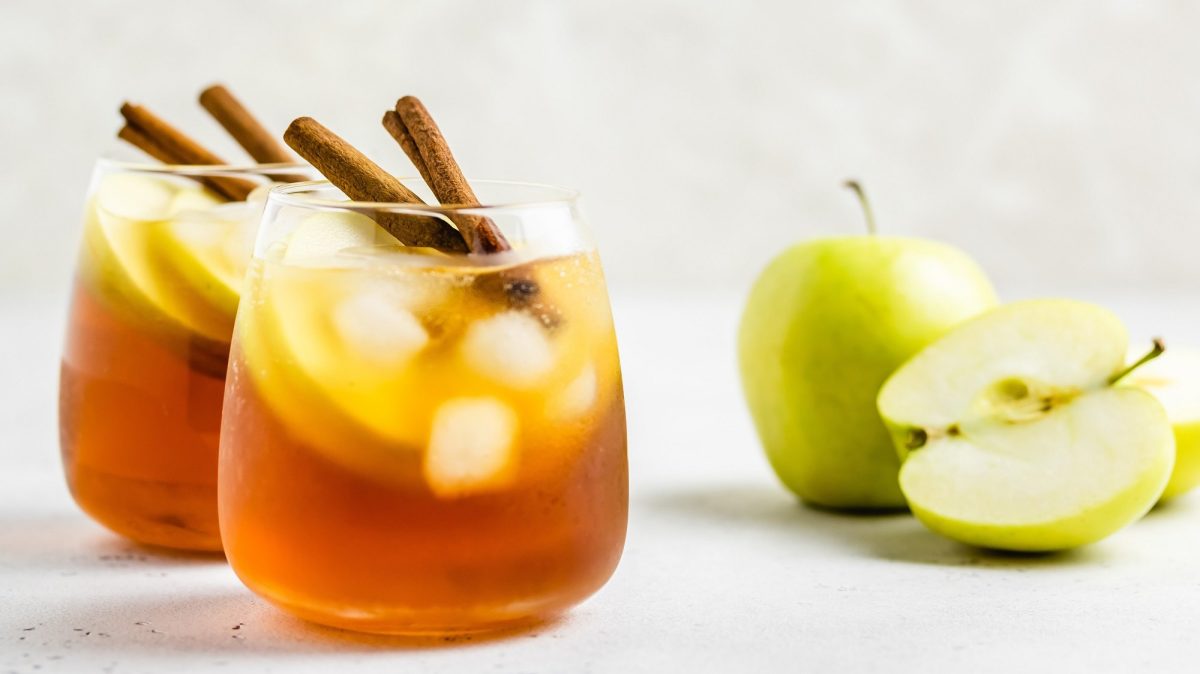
96;155;315;178
268;179;581;213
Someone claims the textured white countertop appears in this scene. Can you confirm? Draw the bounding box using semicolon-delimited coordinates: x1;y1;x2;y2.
3;288;1199;673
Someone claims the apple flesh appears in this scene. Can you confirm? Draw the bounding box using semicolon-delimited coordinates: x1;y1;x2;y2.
739;236;997;509
1123;345;1200;502
877;300;1174;551
87;173;256;341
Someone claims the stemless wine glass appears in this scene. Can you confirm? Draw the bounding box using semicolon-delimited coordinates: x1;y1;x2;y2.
219;179;628;634
59;158;315;551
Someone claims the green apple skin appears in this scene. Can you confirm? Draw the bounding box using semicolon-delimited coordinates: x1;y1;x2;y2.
738;236;997;510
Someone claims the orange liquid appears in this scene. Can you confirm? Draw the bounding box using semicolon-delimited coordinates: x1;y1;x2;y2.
59;278;226;551
218;248;628;633
218;353;628;633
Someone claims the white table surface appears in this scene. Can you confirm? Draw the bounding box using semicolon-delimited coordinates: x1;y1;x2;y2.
3;288;1200;673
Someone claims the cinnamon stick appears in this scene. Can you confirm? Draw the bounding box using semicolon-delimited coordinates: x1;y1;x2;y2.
117;124;177;165
381;111;433;189
198;84;310;183
283;117;469;253
384;97;511;254
118;102;256;201
199;85;292;163
384;97;548;315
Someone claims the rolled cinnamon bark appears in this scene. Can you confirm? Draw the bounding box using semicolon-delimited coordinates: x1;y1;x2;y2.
384;97;548;314
283;117;469;253
384;97;511;255
199;85;292;163
198;84;310;183
118;103;256;201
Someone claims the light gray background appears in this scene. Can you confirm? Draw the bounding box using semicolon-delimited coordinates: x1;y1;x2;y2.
3;0;1199;298
5;4;1200;671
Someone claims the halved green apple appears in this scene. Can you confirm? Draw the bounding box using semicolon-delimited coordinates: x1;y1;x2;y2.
1123;345;1200;502
877;300;1174;552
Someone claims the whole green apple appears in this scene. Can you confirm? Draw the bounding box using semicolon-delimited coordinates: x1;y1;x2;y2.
738;183;997;509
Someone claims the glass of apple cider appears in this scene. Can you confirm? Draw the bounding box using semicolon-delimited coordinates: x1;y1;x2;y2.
218;179;628;634
59;158;314;551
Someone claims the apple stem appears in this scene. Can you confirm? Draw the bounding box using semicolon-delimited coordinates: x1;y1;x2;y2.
843;179;877;236
1108;338;1167;385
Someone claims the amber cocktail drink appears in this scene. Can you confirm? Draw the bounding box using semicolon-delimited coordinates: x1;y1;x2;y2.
219;179;628;633
60;89;313;550
59;160;304;550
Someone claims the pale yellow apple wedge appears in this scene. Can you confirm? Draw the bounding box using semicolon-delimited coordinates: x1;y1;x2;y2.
85;173;258;343
154;190;255;320
1123;345;1200;501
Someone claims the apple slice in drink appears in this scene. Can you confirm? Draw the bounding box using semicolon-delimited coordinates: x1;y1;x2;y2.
250;211;440;449
1122;345;1200;502
87;174;179;308
88;173;258;344
153;191;253;320
89;175;230;340
877;300;1174;552
243;214;615;484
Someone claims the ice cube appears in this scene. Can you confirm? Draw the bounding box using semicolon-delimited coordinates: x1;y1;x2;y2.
284;211;383;264
331;285;429;367
95;173;178;222
424;398;517;497
550;363;597;420
168;186;224;217
461;311;554;389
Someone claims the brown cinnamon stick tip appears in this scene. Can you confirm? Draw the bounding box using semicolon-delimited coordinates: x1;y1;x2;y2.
283;116;319;141
116;100;255;201
197;83;230;105
118;102;147;127
395;95;426;114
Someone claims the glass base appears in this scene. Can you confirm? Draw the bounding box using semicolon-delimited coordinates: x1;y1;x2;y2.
244;578;566;636
68;465;222;552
